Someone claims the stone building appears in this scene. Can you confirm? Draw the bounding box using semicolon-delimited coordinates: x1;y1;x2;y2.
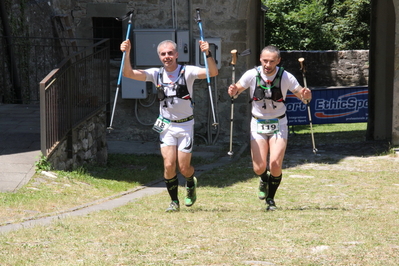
1;0;399;147
9;0;265;147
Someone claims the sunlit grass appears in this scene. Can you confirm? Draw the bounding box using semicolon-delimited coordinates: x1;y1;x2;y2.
0;123;398;265
1;154;398;265
0;152;214;225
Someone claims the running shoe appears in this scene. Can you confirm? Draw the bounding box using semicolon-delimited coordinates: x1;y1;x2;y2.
165;201;180;212
266;198;277;211
258;179;268;200
184;177;197;207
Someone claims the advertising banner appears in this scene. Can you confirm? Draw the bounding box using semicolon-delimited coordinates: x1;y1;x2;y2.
285;86;368;125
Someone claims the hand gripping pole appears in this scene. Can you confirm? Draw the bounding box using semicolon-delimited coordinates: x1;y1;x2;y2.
195;8;218;127
298;57;318;154
108;10;134;132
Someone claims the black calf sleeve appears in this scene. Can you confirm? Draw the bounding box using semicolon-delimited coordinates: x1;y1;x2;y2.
185;173;195;188
260;170;269;182
165;176;179;202
268;174;282;200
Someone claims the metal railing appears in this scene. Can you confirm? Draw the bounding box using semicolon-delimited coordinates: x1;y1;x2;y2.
39;39;110;157
0;36;103;104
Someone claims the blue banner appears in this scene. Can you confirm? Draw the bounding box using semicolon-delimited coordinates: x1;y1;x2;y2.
285;86;368;125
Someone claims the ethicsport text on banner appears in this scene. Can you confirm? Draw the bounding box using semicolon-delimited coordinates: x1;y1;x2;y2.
285;86;368;125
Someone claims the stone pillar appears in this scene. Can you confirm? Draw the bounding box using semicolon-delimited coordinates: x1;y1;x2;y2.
368;0;395;141
393;0;399;145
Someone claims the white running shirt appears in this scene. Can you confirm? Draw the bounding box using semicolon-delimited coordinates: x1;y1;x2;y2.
145;65;201;124
239;66;301;119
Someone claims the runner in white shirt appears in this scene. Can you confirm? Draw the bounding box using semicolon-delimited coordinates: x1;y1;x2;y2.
228;45;312;211
120;39;218;212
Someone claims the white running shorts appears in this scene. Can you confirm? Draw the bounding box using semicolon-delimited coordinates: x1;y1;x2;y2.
160;122;194;153
250;116;289;140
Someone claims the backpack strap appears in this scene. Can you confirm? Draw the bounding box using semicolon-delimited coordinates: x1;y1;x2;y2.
273;66;284;88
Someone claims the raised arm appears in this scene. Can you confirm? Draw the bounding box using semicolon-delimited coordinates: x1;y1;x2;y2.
197;40;218;78
120;39;147;81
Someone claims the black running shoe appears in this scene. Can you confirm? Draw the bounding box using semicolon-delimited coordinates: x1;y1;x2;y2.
266;198;277;211
165;201;180;212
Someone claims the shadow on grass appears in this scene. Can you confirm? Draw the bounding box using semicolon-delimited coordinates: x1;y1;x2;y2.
86;153;165;185
85;128;391;189
286;129;391;165
284;206;350;211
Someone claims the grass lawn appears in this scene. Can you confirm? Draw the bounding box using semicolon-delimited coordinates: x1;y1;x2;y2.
0;123;398;265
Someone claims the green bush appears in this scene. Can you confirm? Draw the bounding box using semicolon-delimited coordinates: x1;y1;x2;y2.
263;0;371;50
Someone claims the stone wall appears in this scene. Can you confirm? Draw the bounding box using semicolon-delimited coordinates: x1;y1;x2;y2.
48;111;108;171
280;50;369;88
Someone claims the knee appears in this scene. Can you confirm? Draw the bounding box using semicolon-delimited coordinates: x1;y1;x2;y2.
179;164;194;177
253;164;267;176
270;161;281;169
164;160;176;172
269;160;282;176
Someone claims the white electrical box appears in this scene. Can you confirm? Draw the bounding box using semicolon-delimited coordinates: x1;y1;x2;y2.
195;38;221;69
121;77;151;99
133;29;176;67
176;31;190;63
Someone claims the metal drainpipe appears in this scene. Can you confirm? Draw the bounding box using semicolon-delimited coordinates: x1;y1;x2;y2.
366;0;377;141
188;0;193;64
0;0;22;103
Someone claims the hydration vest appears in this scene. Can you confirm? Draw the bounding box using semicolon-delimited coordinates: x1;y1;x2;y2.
251;66;285;109
156;65;192;107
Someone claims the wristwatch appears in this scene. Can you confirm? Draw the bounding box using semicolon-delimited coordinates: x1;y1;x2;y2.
206;51;212;58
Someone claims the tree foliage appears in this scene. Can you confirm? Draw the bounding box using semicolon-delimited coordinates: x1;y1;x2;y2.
263;0;371;50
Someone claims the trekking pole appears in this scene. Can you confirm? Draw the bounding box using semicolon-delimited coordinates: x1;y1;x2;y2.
108;10;134;132
226;48;251;157
298;57;318;154
195;8;218;127
227;49;238;157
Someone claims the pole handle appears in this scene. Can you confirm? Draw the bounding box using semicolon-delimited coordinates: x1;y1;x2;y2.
298;57;307;88
116;10;134;22
230;49;238;65
195;8;202;22
298;57;305;72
